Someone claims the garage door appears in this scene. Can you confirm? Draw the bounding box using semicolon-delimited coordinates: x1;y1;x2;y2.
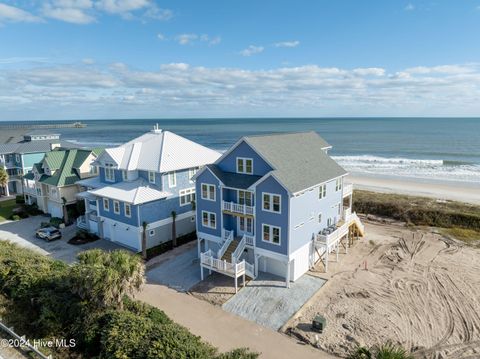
47;201;63;218
261;256;287;279
111;225;140;252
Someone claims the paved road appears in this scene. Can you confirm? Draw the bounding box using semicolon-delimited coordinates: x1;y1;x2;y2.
0;216;124;263
137;284;337;359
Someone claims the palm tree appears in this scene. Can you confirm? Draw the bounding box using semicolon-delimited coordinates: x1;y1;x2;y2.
70;249;145;310
171;210;177;247
0;167;9;197
141;221;148;260
61;196;68;224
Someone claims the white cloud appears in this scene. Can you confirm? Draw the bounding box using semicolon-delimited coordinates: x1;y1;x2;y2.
2;62;480;118
274;40;300;48
0;3;43;23
157;33;166;41
240;45;264;57
173;33;220;46
405;3;415;11
95;0;150;14
175;33;198;45
42;4;96;24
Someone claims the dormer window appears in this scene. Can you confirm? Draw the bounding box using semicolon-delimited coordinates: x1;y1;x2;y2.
147;171;155;184
237;158;253;174
105;163;115;182
122;170;128;181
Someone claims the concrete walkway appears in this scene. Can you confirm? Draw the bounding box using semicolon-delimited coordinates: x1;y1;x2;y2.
136;284;337;359
223;272;326;330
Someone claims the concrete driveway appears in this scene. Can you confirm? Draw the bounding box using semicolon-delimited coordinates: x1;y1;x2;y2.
0;216;126;263
146;241;202;292
223;272;326;330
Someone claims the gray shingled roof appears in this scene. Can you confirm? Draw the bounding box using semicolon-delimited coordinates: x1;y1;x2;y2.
206;164;261;189
243;131;346;193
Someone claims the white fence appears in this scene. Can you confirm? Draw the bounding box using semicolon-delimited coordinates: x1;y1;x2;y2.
217;230;234;259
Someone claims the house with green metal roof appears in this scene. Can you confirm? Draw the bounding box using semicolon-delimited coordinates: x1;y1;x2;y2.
23;148;102;219
0;131;78;196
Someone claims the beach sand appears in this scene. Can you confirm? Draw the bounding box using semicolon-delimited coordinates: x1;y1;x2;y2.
349;174;480;205
284;221;480;358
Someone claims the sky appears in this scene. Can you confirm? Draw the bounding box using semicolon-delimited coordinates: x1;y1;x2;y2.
1;0;480;120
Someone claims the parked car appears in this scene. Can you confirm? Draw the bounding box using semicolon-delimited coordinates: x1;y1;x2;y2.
35;227;62;241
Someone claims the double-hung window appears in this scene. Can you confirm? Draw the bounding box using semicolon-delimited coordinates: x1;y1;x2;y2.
202;211;216;229
124;203;131;218
335;178;342;191
188;167;199;183
180;187;196;206
168;171;176;187
262;224;281;245
103;198;109;211
201;183;215;201
105;163;115;182
319;184;327;199
148;171;156;184
122;170;128;181
262;193;281;213
237;158;253;174
113;200;120;214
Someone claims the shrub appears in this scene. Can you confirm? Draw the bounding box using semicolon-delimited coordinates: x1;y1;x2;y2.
15;195;25;204
49;217;63;228
10;214;20;221
348;343;414;359
24;203;42;216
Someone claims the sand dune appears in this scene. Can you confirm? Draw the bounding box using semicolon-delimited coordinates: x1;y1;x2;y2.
286;222;480;358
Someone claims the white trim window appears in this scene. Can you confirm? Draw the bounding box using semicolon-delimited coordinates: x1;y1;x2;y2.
113;200;120;214
335;178;342;191
103;198;109;211
122;170;128;181
15;154;20;163
236;157;253;174
180;187;196;206
319;184;327;199
262;224;281;245
124;203;131;218
318;212;322;223
105;163;115;182
148;171;156;184
262;193;281;213
202;211;216;229
90;165;98;175
189;167;199;183
201;183;215;201
168;171;176;187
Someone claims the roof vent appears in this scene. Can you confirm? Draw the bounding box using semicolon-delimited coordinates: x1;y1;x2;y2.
152;123;162;134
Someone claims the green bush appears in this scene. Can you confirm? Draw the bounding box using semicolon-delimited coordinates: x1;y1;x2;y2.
15;195;25;204
348;343;414;359
10;214;20;221
24;203;42;215
49;217;63;228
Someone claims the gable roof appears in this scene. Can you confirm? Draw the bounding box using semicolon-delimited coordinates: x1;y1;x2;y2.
243;131;346;193
37;149;97;187
205;164;261;189
97;129;221;173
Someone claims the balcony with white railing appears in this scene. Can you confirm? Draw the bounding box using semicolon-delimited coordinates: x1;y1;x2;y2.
222;201;255;216
200;250;255;282
343;183;353;197
316;212;364;250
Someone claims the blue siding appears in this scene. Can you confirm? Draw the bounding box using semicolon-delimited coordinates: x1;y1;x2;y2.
289;178;343;254
217;140;273;176
195;169;222;237
98;197;139;226
138;170;163;189
255;176;289;255
99;167;123;183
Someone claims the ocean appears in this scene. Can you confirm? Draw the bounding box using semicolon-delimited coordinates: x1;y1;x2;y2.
8;118;480;184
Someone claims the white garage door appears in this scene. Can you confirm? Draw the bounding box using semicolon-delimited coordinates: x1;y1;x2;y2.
111;225;140;252
47;201;63;218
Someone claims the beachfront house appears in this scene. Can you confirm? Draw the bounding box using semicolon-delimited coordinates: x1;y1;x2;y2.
194;132;364;290
23;148;102;219
0;130;77;196
76;125;221;252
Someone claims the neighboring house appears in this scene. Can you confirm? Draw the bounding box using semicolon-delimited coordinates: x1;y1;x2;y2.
0;130;77;195
194;131;364;289
23;148;102;218
76;125;221;252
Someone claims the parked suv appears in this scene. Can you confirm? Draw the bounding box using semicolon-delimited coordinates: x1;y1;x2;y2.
35;227;62;241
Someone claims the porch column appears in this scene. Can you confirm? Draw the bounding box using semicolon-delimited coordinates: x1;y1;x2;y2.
197;237;202;258
5;182;9;197
285;260;291;288
336;242;339;262
254;254;259;277
325;250;329;272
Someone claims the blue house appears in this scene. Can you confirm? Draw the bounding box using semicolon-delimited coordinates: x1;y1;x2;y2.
76;125;221;252
194;132;364;289
0;130;77;196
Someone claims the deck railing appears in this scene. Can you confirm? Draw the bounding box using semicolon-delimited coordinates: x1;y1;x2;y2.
316;212;363;250
217;230;234;259
343;183;353;197
244;234;255;247
231;235;246;263
222;201;255;216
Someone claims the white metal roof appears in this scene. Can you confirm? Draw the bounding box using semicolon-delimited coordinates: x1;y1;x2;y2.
98;128;220;173
89;178;171;205
76;176;103;189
